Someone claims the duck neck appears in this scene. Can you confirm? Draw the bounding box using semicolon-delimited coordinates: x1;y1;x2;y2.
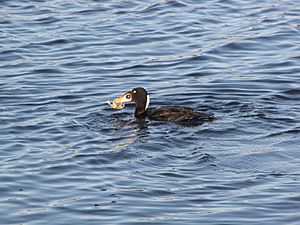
135;103;147;118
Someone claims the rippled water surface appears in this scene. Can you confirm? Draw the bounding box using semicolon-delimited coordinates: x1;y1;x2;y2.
1;0;300;224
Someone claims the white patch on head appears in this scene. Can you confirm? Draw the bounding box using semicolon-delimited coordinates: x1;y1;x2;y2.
133;90;137;93
145;94;150;110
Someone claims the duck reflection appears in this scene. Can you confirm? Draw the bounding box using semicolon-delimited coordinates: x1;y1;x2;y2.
109;113;150;150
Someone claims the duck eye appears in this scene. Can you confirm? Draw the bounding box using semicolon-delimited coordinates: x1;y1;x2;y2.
126;94;131;99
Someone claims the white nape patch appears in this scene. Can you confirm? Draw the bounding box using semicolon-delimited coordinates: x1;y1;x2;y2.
145;94;150;110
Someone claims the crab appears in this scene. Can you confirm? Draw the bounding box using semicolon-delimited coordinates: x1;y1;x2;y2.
106;99;125;110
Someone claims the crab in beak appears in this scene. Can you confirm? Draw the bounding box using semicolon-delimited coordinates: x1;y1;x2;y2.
107;92;133;110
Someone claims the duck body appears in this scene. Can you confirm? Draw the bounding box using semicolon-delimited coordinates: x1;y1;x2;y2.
110;87;213;126
146;106;211;125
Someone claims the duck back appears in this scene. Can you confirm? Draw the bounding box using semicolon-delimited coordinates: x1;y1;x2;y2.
146;106;212;126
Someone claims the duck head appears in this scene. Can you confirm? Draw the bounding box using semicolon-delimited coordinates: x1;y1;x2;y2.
112;87;150;117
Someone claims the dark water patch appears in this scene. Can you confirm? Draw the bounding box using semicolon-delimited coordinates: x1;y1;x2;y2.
76;7;110;15
0;50;25;61
31;68;62;74
34;16;60;24
41;38;71;46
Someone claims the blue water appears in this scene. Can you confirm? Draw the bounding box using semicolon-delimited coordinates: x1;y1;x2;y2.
1;0;300;224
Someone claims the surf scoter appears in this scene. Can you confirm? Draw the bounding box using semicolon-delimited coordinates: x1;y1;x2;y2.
107;87;213;126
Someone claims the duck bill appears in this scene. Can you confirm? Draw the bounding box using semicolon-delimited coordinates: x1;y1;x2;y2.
114;95;124;104
113;92;131;105
109;92;132;110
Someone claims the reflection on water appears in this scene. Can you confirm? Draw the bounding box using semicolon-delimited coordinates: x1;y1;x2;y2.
110;118;151;151
1;0;300;224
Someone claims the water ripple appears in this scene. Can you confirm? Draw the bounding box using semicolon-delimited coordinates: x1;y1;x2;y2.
1;0;300;224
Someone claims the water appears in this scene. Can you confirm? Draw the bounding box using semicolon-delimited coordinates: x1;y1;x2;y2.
1;0;300;224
